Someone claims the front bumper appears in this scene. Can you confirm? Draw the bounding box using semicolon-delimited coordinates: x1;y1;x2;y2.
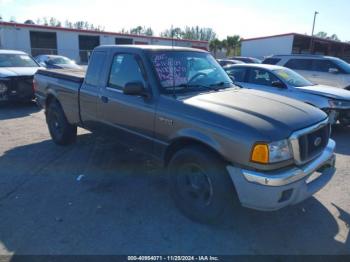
0;77;34;102
227;139;336;211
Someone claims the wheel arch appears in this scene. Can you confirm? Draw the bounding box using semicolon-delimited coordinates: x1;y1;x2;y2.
164;134;226;167
45;89;59;109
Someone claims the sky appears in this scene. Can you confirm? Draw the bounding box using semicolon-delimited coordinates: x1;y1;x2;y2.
0;0;350;41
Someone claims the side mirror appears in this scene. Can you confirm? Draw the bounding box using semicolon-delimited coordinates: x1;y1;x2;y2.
329;68;339;74
229;75;236;83
123;82;148;97
271;80;286;88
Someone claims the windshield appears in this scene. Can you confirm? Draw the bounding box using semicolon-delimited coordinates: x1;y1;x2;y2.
0;54;39;68
48;56;75;65
331;57;350;73
273;68;314;87
148;51;233;94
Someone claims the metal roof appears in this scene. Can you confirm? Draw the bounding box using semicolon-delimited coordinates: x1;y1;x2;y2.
242;33;350;46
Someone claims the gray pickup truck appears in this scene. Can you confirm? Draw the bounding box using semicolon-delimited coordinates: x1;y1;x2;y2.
34;45;336;223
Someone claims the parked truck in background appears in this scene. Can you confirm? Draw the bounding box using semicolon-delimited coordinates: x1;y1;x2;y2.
34;45;336;223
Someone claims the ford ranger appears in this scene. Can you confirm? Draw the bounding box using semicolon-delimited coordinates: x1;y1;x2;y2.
34;45;336;223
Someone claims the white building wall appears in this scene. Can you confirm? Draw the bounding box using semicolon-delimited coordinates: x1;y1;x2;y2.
57;31;80;62
0;26;31;53
99;35;114;45
241;35;294;59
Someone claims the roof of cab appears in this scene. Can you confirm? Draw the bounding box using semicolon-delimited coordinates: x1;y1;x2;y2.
0;49;28;54
95;45;208;53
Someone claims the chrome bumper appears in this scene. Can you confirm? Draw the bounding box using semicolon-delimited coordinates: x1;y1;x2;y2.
241;139;336;187
227;139;336;211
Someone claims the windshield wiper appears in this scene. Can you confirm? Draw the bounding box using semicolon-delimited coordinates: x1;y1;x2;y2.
208;81;233;90
171;83;220;91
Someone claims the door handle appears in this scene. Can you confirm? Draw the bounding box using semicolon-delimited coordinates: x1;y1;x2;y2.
100;96;109;103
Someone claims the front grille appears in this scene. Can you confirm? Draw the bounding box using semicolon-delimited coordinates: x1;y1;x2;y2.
289;119;331;165
10;76;34;99
298;124;330;163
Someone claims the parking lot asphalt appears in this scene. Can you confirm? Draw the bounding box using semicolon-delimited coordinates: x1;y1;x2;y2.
0;102;349;255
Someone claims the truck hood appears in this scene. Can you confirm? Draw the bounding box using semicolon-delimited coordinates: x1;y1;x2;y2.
296;84;350;100
183;88;327;141
0;67;40;78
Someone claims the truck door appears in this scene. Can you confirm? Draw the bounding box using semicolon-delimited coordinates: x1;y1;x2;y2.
79;51;107;130
97;53;156;153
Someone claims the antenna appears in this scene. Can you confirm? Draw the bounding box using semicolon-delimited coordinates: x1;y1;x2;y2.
171;25;176;98
171;24;174;48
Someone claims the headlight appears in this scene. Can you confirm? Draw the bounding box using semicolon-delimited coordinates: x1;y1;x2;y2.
328;100;350;108
251;139;292;164
0;82;8;94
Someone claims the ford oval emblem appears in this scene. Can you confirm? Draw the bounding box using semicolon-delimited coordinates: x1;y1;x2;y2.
314;137;322;147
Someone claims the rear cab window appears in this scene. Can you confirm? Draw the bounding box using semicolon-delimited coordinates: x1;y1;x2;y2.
85;51;107;86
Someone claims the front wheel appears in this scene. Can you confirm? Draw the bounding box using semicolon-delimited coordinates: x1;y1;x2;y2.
46;100;77;145
167;145;237;224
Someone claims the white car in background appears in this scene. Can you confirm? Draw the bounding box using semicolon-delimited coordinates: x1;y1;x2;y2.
262;55;350;90
224;64;350;126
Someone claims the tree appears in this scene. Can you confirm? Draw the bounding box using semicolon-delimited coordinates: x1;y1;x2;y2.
315;31;327;38
129;26;154;36
209;38;222;58
225;35;242;56
219;35;242;56
160;26;216;41
24;20;35;24
315;31;340;41
329;34;339;41
160;27;182;38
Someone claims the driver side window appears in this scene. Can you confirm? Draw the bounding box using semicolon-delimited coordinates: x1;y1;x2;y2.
248;68;279;87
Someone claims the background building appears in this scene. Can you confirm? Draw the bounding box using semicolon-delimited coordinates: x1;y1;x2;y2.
0;21;209;64
241;33;350;62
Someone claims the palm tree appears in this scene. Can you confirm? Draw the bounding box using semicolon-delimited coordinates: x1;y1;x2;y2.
209;39;222;58
225;35;241;56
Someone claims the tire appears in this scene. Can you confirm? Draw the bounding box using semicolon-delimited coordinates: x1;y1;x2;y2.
46;100;77;145
167;145;237;224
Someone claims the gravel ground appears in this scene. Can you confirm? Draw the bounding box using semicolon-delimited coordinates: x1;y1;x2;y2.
0;102;349;255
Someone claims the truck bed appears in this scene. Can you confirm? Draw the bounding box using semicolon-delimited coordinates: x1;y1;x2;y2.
36;69;86;83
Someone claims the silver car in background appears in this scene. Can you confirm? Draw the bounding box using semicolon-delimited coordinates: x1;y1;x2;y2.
224;64;350;126
263;55;350;90
35;55;82;70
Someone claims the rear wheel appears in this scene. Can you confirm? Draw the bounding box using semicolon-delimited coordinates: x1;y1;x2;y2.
167;145;237;224
46;100;77;145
